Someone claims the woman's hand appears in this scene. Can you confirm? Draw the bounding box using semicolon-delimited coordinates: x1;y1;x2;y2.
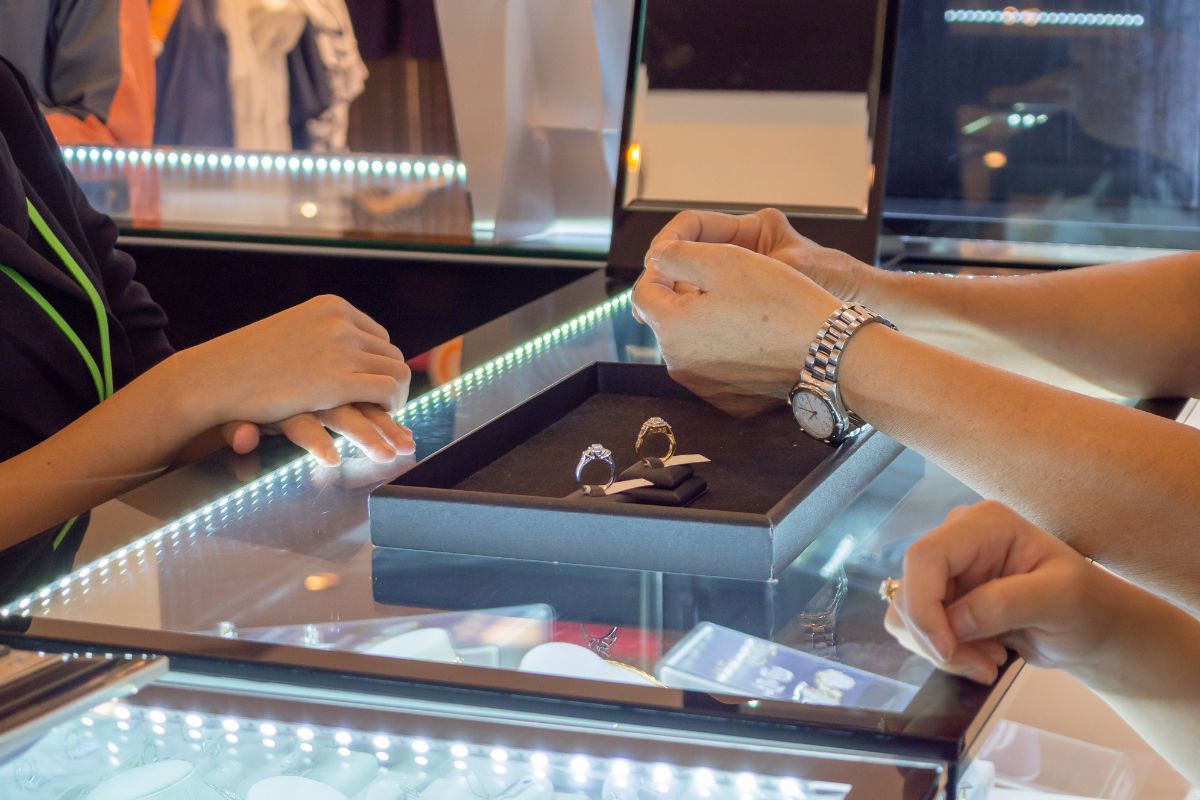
641;209;902;311
885;500;1122;685
162;295;412;433
222;402;415;467
632;236;842;416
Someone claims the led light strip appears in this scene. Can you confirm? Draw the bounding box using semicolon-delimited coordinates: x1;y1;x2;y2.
1007;111;1049;128
0;292;633;620
67;700;817;796
944;9;1145;27
60;146;467;181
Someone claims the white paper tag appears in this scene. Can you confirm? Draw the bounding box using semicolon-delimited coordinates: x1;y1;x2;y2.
585;478;654;497
605;478;654;495
663;453;711;466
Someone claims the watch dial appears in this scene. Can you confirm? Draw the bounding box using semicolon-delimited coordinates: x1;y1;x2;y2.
792;390;837;439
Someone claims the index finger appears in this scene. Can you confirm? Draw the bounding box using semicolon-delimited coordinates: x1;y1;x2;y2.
897;509;1015;662
649;210;765;253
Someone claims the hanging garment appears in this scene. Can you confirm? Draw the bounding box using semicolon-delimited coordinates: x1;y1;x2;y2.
298;0;369;152
0;0;155;146
288;22;335;150
154;0;236;147
219;0;307;151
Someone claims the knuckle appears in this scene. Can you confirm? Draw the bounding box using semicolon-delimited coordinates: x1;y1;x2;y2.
759;207;788;226
903;536;934;570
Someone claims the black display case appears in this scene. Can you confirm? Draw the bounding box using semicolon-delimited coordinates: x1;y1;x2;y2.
370;362;904;579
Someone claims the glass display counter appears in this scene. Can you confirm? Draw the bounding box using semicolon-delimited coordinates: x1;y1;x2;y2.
0;277;1026;796
0;648;944;799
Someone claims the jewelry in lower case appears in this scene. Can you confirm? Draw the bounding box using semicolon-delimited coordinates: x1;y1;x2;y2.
879;577;901;603
635;416;676;463
575;443;616;492
580;623;620;655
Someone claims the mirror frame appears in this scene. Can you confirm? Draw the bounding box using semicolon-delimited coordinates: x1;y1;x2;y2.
608;0;901;272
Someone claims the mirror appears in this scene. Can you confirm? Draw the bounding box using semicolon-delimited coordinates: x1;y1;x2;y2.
611;0;898;268
5;0;630;254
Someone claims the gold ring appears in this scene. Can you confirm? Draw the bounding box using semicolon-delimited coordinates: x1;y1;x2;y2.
635;416;676;463
879;577;901;603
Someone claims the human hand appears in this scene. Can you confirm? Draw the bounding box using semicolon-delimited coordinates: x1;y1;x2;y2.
221;402;415;468
632;237;841;416
639;209;897;313
165;295;412;433
885;500;1119;685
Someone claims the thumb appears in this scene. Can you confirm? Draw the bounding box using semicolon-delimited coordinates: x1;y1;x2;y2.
946;571;1060;643
221;421;261;455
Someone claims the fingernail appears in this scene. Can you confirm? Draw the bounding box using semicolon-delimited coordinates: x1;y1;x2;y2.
929;632;955;663
948;603;978;640
966;665;997;685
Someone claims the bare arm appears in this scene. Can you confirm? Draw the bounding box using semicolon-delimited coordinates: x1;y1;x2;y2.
635;236;1200;613
840;323;1200;609
887;501;1200;786
878;253;1200;397
0;296;414;550
647;209;1200;397
0;359;197;550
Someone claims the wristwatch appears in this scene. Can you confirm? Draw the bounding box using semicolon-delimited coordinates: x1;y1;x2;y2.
789;302;896;443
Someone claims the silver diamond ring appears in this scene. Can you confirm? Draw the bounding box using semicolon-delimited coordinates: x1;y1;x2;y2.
575;443;616;491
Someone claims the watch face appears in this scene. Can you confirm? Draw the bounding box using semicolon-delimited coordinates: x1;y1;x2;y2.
791;389;837;439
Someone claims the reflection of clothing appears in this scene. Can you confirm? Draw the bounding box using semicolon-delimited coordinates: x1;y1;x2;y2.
219;0;307;150
0;59;172;600
298;0;368;152
288;22;335;150
155;0;235;147
0;0;156;147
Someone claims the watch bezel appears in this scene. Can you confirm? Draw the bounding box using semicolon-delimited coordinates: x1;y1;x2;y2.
788;381;848;443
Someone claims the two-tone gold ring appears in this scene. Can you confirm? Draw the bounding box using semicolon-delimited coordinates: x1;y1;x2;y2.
635;416;676;463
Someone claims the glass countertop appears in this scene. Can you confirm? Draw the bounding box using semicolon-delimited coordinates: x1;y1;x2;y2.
0;277;1015;765
0;648;944;799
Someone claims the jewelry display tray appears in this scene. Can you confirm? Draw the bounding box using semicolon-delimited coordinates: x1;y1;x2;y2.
369;362;904;580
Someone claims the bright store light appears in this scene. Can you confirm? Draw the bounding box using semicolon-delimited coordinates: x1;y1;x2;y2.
944;8;1143;27
66;148;453;178
450;743;469;758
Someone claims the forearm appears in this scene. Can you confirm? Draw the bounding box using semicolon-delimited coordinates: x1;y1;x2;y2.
874;254;1200;397
0;357;204;550
1073;568;1200;785
841;326;1200;610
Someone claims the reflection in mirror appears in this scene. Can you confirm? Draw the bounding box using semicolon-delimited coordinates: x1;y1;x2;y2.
886;2;1200;250
623;1;880;214
0;0;628;252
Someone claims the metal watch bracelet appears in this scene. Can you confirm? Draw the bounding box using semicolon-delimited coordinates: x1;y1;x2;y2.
802;302;897;425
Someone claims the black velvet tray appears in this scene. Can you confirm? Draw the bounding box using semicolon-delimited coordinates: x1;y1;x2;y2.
369;362;903;580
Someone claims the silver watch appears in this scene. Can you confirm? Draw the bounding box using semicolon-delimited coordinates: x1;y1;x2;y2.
789;302;895;443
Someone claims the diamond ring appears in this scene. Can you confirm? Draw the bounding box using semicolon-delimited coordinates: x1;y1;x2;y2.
575;443;616;492
635;416;676;463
